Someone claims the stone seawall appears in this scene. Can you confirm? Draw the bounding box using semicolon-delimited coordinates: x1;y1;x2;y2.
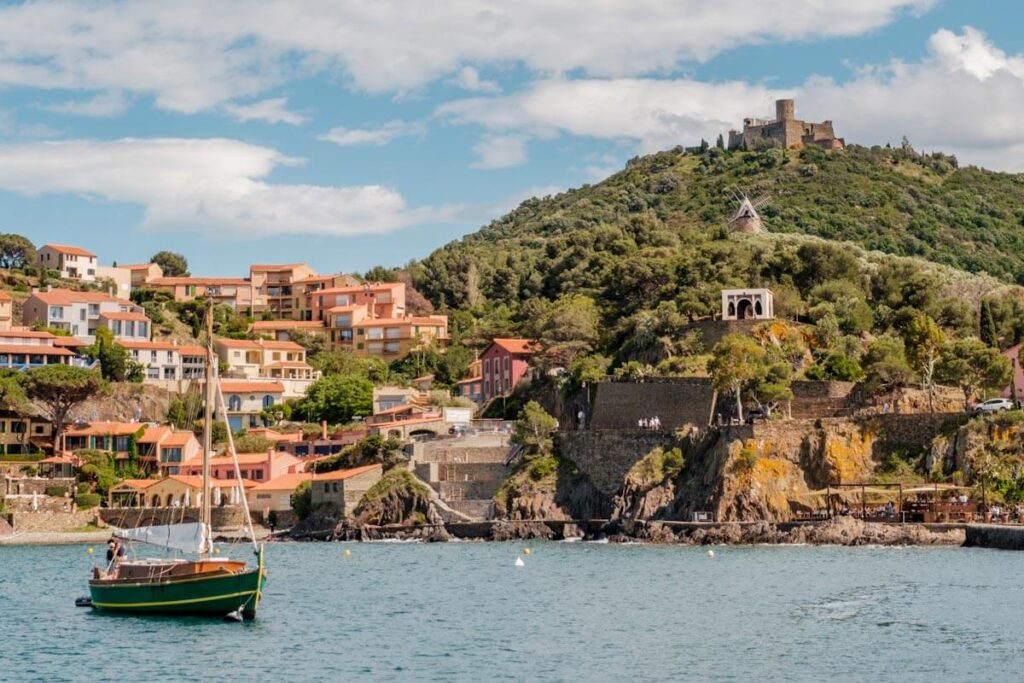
559;430;682;496
9;510;96;532
964;524;1024;550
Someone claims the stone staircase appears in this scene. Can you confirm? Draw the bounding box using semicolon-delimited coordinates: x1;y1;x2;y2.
410;435;511;521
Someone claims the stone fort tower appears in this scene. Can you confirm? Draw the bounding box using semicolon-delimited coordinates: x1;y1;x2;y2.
728;99;844;151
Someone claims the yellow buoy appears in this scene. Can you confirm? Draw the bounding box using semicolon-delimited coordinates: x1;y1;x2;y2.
343;548;352;557
707;549;715;558
86;547;94;555
523;548;531;556
213;547;220;555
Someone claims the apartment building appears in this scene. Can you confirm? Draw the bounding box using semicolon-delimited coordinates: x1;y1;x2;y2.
37;244;98;281
135;425;202;476
327;313;449;359
23;288;150;342
145;276;253;310
94;265;132;297
249;319;328;342
292;273;361;320
0;329;82;369
0;291;12;331
249;263;317;318
179;449;305;482
480;338;538;403
216;338;319;398
119;340;207;382
0;410;53;455
310;282;405;322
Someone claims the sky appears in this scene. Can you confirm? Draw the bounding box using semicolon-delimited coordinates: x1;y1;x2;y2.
0;0;1022;276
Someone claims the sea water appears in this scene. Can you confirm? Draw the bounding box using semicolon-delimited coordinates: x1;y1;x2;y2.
1;542;1022;682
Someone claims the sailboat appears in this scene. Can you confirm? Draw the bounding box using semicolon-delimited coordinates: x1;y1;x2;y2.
88;304;266;619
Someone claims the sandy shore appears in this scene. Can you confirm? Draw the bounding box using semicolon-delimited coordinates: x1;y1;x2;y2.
0;530;111;546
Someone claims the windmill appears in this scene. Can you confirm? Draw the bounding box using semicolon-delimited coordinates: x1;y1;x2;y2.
727;190;770;234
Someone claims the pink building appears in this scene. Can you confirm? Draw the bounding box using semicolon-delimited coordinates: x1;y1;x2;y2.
480;338;538;404
179;449;305;483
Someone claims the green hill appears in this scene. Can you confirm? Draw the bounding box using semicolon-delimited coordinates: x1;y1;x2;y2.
410;144;1024;366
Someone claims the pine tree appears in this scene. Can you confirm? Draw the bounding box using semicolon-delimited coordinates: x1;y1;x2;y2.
980;299;999;348
716;133;725;150
699;138;709;153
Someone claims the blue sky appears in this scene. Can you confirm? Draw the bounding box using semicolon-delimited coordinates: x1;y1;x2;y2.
0;0;1021;275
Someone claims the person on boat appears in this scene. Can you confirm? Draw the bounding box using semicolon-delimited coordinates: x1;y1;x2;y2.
106;540;117;565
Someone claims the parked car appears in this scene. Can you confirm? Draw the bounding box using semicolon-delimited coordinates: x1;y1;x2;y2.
973;398;1014;414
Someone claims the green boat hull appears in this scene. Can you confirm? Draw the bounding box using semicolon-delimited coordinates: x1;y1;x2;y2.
89;568;265;619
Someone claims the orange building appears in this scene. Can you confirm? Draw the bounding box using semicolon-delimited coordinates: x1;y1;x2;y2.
249;263;317;318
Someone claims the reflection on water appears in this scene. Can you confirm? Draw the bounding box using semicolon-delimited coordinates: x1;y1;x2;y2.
2;543;1022;681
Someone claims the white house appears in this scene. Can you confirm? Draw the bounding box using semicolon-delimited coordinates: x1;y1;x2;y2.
218;380;286;432
119;340;207;382
216;338;320;398
37;244;98;281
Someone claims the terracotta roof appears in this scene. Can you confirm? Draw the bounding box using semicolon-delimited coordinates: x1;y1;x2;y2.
148;277;249;286
65;421;144;437
42;243;95;257
167;475;258;490
179;345;206;356
119;263;158;271
51;337;88;348
31;289;128;305
161;431;197;447
99;311;150;322
0;329;59;339
219;380;285;394
113;479;159;490
39;454;82;465
252;472;313;492
358;316;446;326
313;463;382;482
0;291;11;302
0;344;74;356
489;338;538;355
136;425;172;444
326;304;365;313
457;375;483;385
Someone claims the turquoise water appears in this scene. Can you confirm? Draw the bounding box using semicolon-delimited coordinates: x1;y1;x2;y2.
1;541;1022;682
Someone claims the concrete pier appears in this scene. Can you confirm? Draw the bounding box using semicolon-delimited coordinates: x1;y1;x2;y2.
964;524;1024;550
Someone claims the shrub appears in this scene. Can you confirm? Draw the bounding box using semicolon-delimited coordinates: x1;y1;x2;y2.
44;486;68;498
290;481;313;520
77;482;90;494
75;493;101;510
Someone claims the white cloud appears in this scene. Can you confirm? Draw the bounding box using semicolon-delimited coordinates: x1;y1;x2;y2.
470;134;528;169
319;120;422;147
438;27;1024;172
453;66;500;93
223;97;306;125
43;91;129;117
0;138;454;236
0;0;930;112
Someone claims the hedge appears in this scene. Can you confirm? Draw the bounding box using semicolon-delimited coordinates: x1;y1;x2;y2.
75;493;101;510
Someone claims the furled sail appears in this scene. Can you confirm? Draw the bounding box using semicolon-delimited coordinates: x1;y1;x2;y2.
114;522;210;554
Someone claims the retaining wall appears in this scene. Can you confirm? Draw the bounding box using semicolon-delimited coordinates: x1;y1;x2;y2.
559;430;682;496
99;506;245;530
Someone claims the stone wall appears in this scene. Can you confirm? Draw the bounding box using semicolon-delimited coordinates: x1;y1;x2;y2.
9;510;96;532
4;495;75;513
559;430;682;496
4;476;76;496
99;505;245;530
590;379;715;431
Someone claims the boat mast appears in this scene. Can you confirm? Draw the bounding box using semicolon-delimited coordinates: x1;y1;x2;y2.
201;299;215;559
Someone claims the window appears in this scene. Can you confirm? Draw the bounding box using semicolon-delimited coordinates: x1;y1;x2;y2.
484;359;491;375
166;351;174;362
125;321;135;337
367;328;382;340
138;322;148;337
163;367;176;380
272;352;281;361
162;448;182;463
11;422;25;434
262;395;274;409
356;328;364;336
147;367;160;379
254;471;263;480
88;304;99;316
0;422;6;433
113;436;131;452
323;483;330;493
228;395;242;411
151;351;158;362
385;327;401;339
49;306;63;320
79;308;86;321
332;483;339;493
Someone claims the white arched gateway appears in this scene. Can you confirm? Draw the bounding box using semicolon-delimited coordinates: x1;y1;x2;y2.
722;288;774;321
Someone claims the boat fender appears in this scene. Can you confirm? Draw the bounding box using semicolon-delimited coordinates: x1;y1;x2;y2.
514;556;525;567
223;608;244;622
75;597;93;608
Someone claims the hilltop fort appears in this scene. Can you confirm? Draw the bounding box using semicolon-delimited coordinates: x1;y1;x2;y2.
728;98;844;151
